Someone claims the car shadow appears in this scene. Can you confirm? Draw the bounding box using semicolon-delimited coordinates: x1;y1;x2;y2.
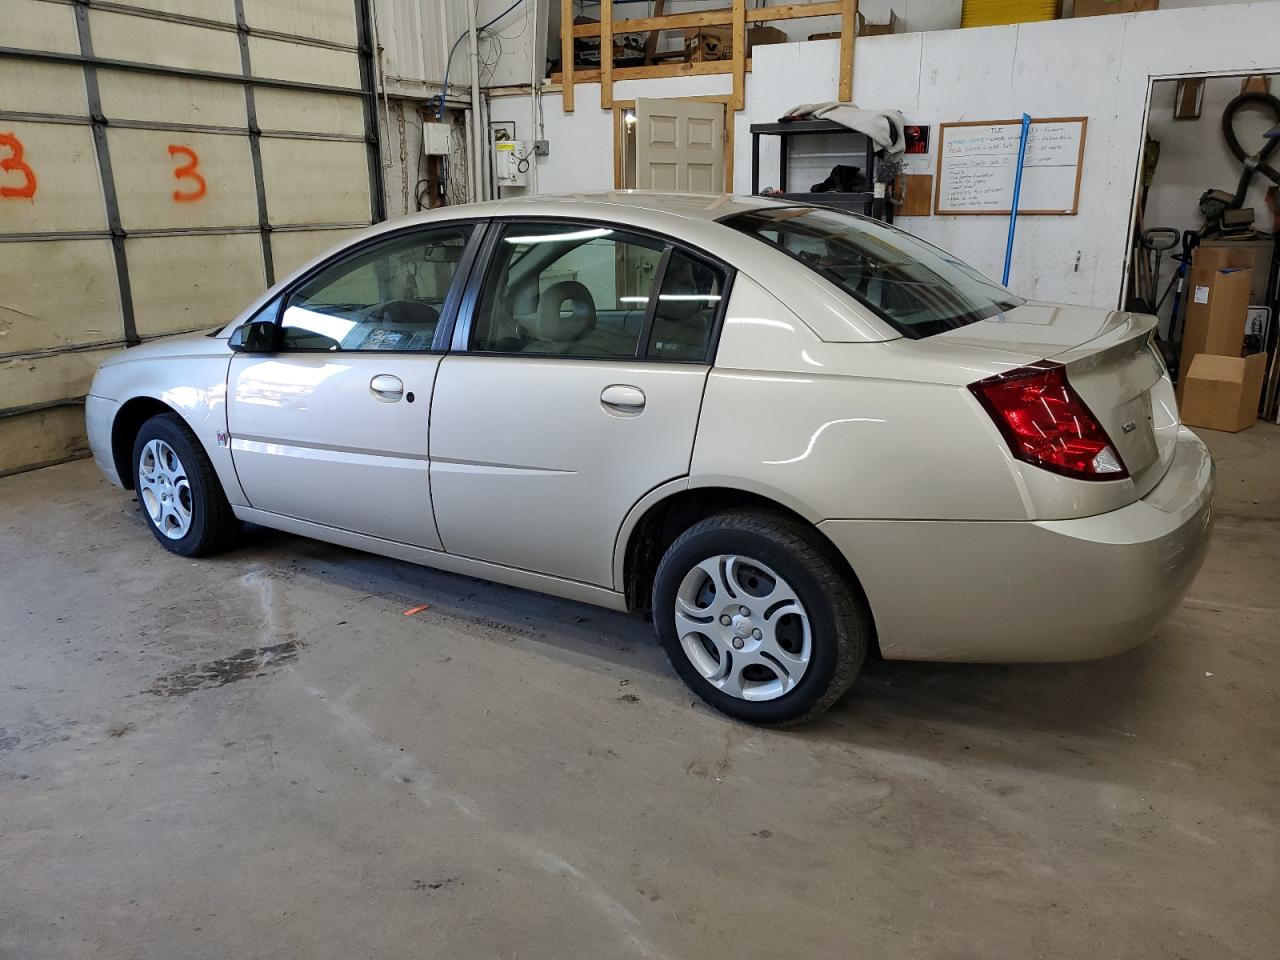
225;523;1169;767
226;523;667;676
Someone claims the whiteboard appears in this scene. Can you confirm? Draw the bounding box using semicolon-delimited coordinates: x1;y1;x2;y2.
934;118;1087;216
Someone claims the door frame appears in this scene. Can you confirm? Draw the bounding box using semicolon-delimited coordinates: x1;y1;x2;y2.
242;218;493;355
1119;66;1280;313
613;96;735;192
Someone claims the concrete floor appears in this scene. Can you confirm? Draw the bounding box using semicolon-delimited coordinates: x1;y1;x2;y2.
2;426;1277;960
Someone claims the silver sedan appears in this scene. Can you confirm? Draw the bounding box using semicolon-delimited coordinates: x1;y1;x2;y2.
86;192;1214;725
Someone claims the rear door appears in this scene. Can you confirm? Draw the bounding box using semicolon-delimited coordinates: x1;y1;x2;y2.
227;222;479;547
428;219;731;586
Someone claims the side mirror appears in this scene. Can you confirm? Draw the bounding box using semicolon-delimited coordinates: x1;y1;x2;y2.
229;319;279;353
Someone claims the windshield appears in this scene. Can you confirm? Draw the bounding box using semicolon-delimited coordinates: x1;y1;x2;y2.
720;206;1023;338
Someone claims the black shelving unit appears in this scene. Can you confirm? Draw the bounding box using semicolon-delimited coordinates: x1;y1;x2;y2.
749;119;891;222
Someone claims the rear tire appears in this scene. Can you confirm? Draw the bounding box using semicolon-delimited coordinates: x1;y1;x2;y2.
131;413;239;557
652;510;871;726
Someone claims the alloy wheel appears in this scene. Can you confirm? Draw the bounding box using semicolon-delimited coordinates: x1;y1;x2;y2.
137;438;193;540
673;555;812;701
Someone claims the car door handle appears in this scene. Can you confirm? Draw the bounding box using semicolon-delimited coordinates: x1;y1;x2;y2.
370;374;404;401
601;384;646;411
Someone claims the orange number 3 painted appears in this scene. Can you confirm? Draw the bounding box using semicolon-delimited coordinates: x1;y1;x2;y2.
167;144;207;203
0;132;38;200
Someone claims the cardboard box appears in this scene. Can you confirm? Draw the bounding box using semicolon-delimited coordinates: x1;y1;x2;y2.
857;10;900;35
1179;266;1251;402
747;25;787;53
1073;0;1158;16
1195;236;1275;304
1179;352;1267;432
684;27;731;61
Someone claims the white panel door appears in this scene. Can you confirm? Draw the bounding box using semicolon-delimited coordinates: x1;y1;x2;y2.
635;98;725;193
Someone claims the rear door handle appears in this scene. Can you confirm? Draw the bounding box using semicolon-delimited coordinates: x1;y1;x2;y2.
370;374;404;401
601;384;646;411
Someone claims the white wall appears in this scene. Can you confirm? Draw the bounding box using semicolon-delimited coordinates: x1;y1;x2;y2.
493;1;1280;309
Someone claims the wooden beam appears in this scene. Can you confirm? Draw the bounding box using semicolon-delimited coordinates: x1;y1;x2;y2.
613;105;624;189
731;0;745;112
642;0;665;65
572;2;845;37
838;0;857;103
573;10;729;37
561;0;575;112
747;1;844;22
550;57;753;85
600;0;613;108
723;97;734;190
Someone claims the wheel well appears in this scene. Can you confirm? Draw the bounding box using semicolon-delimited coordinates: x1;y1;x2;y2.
622;488;871;623
111;397;175;490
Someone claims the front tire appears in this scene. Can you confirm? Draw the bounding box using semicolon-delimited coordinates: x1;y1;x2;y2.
131;413;238;557
652;510;871;726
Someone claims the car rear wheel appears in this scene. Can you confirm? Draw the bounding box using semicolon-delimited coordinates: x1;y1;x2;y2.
131;413;238;557
652;510;870;726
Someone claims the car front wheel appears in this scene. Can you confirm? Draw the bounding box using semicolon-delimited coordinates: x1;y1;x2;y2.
652;510;871;726
131;413;238;557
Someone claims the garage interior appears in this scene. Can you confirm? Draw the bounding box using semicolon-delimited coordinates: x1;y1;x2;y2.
2;1;1278;957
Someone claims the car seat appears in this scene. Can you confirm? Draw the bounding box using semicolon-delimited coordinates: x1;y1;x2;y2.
525;280;598;353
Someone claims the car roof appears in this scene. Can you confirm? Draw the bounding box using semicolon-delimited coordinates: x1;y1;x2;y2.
381;191;779;231
494;191;778;221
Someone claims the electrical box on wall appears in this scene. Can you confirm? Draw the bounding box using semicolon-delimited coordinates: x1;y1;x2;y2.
423;122;451;156
494;139;530;187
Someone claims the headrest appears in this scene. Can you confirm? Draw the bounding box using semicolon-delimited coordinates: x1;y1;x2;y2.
657;260;702;319
372;300;440;326
536;281;596;342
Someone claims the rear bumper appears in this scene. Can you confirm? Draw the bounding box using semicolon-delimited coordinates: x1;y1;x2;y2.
85;395;122;487
819;427;1215;662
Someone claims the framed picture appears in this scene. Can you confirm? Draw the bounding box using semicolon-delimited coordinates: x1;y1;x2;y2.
904;124;930;155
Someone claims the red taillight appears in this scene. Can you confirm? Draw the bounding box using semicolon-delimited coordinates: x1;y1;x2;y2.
968;362;1128;481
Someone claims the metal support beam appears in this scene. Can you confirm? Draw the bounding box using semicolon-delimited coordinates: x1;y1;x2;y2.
354;0;387;222
72;1;137;347
233;0;275;285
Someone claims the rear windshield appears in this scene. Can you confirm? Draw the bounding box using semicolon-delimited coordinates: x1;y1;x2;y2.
720;206;1023;338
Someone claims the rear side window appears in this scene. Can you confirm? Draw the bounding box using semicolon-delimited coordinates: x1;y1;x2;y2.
720;206;1022;338
472;224;664;357
470;221;728;362
645;251;724;362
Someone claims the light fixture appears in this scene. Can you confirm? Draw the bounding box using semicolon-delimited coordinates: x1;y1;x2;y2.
624;110;637;126
504;227;613;244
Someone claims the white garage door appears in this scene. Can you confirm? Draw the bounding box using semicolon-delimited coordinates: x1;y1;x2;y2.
0;0;383;475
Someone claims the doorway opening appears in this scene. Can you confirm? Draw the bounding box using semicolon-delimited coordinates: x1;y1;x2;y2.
1127;71;1280;422
614;96;733;192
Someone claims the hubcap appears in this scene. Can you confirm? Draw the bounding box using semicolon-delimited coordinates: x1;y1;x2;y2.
673;555;812;702
138;439;193;540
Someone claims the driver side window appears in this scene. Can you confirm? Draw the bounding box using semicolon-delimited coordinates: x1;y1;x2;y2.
280;225;473;352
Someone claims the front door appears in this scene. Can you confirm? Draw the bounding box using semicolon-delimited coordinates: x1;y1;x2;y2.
635;98;726;192
429;219;730;586
227;223;478;548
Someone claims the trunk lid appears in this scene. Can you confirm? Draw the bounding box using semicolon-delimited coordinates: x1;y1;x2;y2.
935;302;1179;497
